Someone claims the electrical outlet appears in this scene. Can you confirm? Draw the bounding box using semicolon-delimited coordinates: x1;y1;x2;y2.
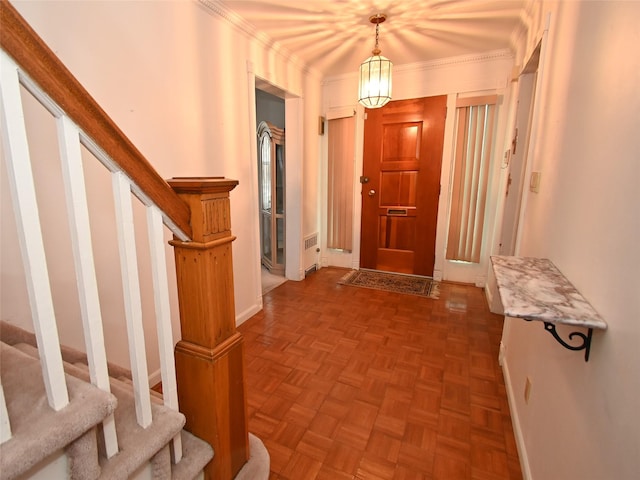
524;376;532;404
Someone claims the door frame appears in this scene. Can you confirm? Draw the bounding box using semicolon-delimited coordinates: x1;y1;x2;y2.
251;78;303;283
326;91;509;285
497;71;536;257
491;13;552;348
245;64;304;322
439;92;511;286
321;105;365;271
322;96;458;281
321;52;519;284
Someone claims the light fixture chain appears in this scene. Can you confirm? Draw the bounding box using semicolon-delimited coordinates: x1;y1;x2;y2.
372;16;382;55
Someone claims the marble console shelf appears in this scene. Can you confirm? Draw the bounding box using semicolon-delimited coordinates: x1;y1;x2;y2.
490;256;607;362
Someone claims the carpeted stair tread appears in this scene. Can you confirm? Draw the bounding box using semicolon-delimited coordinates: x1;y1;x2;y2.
233;433;270;480
0;341;117;479
171;430;215;480
116;375;165;403
11;342;188;478
1;321;132;380
97;380;185;478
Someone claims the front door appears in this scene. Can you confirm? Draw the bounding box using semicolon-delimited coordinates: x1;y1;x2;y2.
360;96;447;276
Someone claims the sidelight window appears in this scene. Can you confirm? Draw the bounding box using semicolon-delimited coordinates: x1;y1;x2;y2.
327;116;356;252
446;95;497;263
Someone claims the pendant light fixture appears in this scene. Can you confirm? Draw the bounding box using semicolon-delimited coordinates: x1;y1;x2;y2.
358;13;392;109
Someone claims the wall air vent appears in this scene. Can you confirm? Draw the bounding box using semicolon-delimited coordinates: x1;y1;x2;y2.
304;233;318;250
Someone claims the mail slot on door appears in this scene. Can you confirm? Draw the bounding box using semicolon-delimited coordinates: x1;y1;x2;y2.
387;208;408;216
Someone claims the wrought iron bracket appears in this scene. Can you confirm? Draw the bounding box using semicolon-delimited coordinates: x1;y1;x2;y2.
535;321;594;362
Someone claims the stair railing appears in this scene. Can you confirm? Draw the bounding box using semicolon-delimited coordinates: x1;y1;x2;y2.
1;4;251;478
0;0;191;461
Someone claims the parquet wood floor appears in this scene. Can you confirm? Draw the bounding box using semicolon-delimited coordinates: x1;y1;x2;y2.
238;267;522;480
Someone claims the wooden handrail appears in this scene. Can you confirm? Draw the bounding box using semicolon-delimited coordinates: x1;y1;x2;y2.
0;0;192;238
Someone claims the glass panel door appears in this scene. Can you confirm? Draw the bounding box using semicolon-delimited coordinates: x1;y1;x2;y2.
257;121;285;274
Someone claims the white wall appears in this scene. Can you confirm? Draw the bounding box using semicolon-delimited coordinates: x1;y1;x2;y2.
1;0;322;374
321;51;515;282
502;1;640;478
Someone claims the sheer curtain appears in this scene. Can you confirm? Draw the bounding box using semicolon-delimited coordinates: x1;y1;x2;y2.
446;95;497;263
327;116;356;251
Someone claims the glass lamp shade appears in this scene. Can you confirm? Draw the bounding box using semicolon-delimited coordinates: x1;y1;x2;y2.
358;54;393;108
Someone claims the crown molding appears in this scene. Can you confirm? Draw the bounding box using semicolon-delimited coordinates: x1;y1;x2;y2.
324;48;515;84
395;48;514;73
197;0;322;79
198;0;265;42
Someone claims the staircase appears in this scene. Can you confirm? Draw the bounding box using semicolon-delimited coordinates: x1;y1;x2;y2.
1;322;213;480
0;1;268;478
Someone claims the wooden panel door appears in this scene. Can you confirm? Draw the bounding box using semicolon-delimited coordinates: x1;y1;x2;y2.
360;96;447;276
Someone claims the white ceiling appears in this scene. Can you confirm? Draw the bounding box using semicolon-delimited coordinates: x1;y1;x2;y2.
215;0;527;77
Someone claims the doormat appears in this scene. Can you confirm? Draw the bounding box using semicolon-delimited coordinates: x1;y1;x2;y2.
338;269;440;299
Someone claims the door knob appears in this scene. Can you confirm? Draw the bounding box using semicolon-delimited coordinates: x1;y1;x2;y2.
368;189;376;196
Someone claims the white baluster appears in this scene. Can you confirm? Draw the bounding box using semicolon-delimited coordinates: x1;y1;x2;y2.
0;51;69;410
57;115;119;457
77;133;190;241
147;205;182;461
0;379;11;444
112;171;152;428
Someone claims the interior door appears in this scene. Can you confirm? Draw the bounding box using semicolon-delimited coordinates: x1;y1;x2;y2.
360;96;447;276
500;44;541;256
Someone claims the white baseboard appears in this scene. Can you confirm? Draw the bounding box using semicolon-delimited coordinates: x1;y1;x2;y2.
485;286;494;309
147;301;262;388
235;302;263;327
501;356;532;480
148;369;162;389
498;341;505;367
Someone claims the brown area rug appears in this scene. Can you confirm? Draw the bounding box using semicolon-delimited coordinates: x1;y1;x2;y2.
338;269;439;299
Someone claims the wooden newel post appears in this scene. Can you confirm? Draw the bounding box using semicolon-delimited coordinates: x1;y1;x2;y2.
167;177;249;480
